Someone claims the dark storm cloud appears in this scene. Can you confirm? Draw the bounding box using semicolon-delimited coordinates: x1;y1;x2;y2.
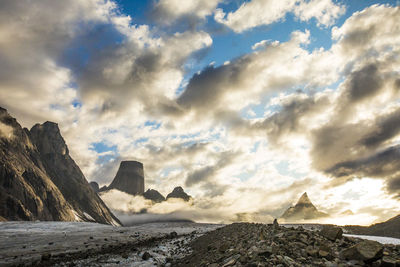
345;63;382;103
387;176;400;198
325;145;400;198
177;63;247;111
260;93;329;144
326;145;400;179
185;151;239;187
361;108;400;148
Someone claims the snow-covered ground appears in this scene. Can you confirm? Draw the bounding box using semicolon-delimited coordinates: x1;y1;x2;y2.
0;221;222;266
344;234;400;245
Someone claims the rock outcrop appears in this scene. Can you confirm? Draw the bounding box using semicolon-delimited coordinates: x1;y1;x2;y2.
0;108;74;221
166;186;191;201
0;107;120;225
108;161;144;196
281;192;328;221
143;189;165;203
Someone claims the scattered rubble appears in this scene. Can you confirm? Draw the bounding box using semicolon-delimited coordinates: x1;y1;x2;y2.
175;222;400;266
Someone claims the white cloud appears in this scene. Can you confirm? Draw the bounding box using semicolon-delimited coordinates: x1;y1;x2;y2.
215;0;345;33
294;0;345;27
1;1;400;225
152;0;223;25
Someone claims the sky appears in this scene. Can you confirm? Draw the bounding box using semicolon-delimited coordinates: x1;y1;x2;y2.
0;0;400;225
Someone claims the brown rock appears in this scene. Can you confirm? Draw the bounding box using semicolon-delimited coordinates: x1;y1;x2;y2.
340;240;383;263
320;226;343;241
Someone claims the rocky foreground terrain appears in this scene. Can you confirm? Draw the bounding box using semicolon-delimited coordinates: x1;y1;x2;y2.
1;221;400;267
175;222;400;267
0;221;221;266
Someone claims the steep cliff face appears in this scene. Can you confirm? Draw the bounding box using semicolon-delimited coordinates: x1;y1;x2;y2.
89;181;100;192
0;108;74;221
281;192;328;221
30;122;121;226
108;161;144;195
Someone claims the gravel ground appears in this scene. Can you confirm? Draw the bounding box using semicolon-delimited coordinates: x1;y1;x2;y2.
0;221;222;266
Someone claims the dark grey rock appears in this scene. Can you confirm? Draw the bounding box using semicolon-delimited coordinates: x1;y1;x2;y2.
166;186;191;202
320;226;343;241
143;189;165;203
108;161;144;195
89;182;99;192
142;251;151;260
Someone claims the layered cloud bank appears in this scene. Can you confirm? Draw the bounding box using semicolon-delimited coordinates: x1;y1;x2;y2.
0;0;399;224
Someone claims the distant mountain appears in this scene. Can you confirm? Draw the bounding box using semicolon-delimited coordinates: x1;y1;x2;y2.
0;107;120;225
166;186;192;201
143;189;165;203
107;161;144;195
281;192;328;221
344;214;400;239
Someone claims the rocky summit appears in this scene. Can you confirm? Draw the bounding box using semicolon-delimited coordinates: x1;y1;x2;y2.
167;186;192;201
0;107;120;225
143;189;166;203
174;223;400;267
108;161;145;195
281;192;328;221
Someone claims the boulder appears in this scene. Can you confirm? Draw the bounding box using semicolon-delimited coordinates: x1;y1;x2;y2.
340;240;383;263
320;225;343;241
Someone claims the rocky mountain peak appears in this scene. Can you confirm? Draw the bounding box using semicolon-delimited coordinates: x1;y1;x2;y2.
0;108;121;225
166;186;192;201
30;122;68;156
143;189;165;203
108;161;144;195
280;192;327;221
296;192;313;206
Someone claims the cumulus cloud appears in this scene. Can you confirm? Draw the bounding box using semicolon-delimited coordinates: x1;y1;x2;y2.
177;30;338;120
214;0;345;33
151;0;223;26
1;0;400;224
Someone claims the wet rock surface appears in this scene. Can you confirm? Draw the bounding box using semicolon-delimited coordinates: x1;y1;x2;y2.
174;222;400;267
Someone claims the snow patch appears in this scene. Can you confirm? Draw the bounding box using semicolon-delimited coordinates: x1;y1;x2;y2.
344;234;400;245
0;122;14;139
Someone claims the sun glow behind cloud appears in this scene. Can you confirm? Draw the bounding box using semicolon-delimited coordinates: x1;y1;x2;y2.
0;0;400;224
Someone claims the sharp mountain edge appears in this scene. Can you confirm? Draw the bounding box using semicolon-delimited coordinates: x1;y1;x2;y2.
0;107;121;225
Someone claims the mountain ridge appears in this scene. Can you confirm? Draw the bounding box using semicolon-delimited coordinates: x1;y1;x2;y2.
0;107;120;225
